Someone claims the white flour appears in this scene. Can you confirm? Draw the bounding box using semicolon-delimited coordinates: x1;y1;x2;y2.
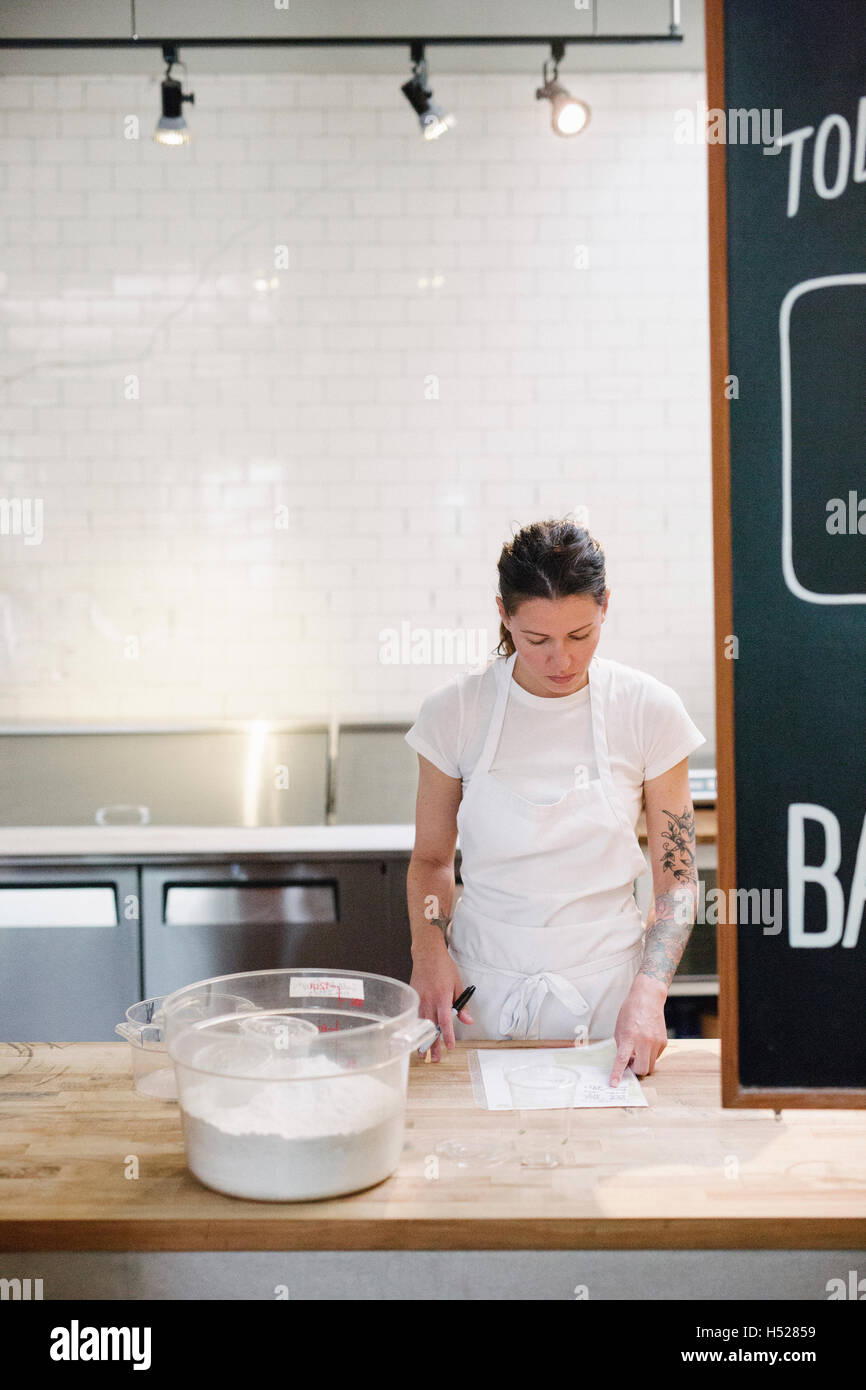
135;1066;178;1101
179;1056;405;1201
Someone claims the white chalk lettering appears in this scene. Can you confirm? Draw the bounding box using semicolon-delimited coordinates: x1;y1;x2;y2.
788;803;865;947
772;96;866;216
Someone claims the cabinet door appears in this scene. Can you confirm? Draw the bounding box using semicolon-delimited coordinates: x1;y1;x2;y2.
142;859;407;998
0;867;141;1042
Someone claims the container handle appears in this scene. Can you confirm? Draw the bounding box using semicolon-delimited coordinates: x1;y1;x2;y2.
390;1018;440;1054
96;803;151;826
115;1020;162;1047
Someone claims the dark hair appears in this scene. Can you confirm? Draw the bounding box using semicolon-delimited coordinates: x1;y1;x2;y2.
495;518;607;657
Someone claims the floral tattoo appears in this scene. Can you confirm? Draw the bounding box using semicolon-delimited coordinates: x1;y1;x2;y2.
639;805;699;990
660;805;696;881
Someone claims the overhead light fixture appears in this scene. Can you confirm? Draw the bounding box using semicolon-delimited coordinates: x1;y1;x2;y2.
401;42;455;140
536;41;590;137
153;44;195;146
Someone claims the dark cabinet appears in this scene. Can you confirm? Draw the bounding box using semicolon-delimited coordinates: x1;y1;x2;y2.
0;854;414;1040
0;865;141;1042
142;858;412;998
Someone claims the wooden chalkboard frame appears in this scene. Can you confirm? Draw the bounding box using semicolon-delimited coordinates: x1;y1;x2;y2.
706;0;866;1109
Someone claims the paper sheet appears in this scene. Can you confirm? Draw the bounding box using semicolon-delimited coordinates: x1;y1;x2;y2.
472;1037;647;1110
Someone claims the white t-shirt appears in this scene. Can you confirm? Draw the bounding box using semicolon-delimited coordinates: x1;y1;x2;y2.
404;654;706;835
490;678;597;802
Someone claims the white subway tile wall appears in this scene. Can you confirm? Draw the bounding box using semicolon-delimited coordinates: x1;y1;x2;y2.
0;70;713;748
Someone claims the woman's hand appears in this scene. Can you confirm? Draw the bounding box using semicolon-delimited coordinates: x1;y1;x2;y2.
410;946;474;1063
609;973;668;1085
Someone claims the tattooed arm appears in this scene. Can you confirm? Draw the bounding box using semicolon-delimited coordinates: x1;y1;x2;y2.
609;757;698;1085
640;758;699;988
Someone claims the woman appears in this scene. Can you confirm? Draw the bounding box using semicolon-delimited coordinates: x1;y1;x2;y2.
404;519;706;1085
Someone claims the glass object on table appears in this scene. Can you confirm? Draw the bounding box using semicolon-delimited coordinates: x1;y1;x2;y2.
434;1137;511;1169
505;1064;578;1168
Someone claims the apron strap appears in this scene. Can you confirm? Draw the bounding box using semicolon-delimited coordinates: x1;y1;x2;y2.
474;651;515;775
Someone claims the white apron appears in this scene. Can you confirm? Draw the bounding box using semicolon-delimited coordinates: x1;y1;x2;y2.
448;650;648;1042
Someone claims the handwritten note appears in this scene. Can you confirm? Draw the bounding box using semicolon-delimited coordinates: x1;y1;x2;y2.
473;1037;647;1111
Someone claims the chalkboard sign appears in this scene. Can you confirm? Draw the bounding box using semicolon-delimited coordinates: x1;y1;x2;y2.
708;0;866;1104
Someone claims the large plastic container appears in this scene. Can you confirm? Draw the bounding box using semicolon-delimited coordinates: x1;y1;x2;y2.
162;968;438;1202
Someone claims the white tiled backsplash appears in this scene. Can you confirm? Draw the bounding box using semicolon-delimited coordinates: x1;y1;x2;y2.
0;69;713;748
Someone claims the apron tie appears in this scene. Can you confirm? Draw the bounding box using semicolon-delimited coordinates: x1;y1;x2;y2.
498;970;590;1040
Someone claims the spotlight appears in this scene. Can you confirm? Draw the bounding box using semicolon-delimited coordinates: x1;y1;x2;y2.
154;44;195;146
401;43;455;140
536;43;590;137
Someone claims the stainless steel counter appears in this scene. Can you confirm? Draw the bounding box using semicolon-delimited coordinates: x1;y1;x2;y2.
0;824;417;859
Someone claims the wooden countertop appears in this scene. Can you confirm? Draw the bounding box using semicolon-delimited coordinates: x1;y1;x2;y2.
3;1038;860;1253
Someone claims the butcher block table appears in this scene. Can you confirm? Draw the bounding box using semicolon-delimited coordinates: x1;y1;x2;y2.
1;1039;863;1300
